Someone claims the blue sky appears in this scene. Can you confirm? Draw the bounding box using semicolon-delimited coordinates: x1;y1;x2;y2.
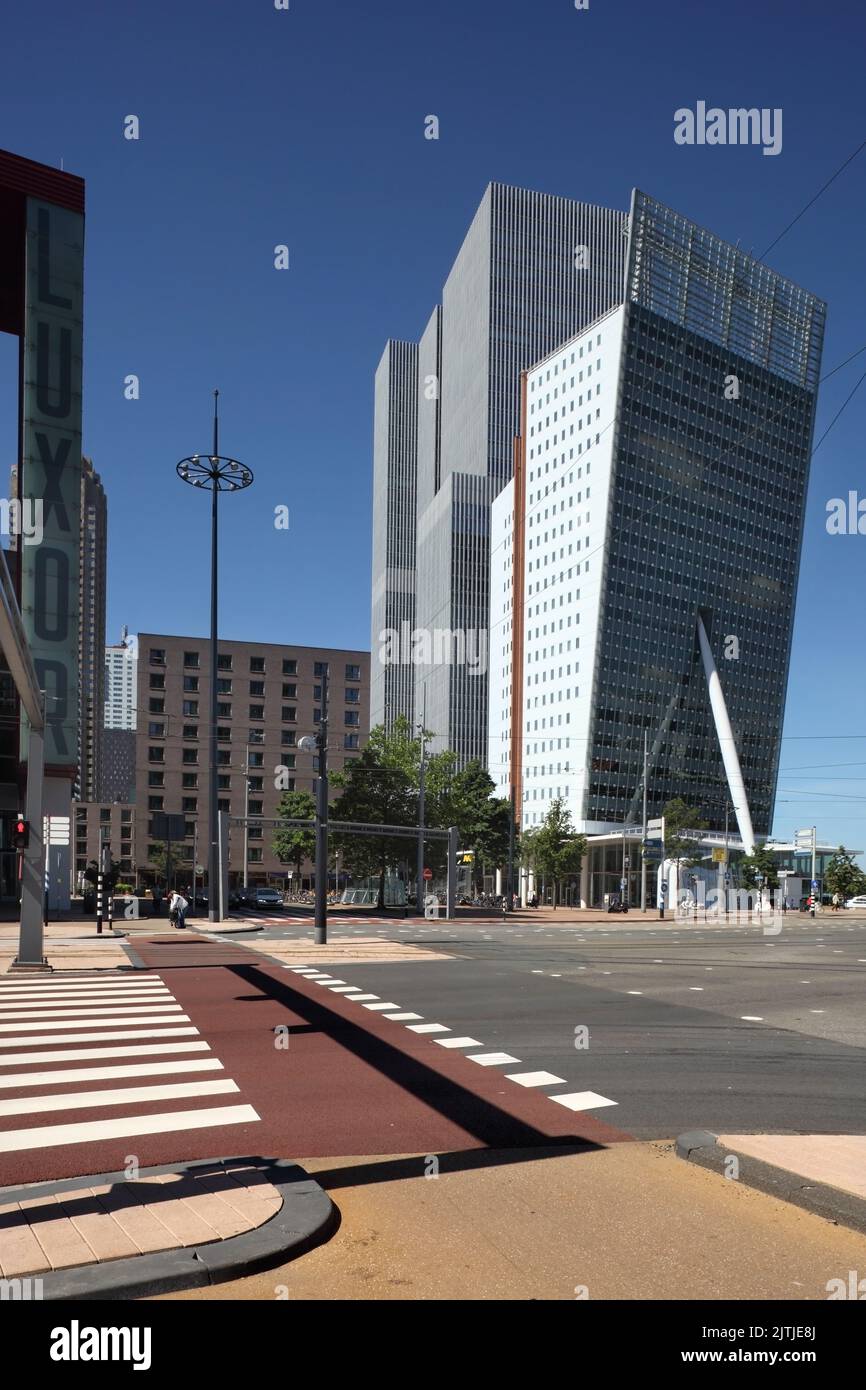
1;0;865;850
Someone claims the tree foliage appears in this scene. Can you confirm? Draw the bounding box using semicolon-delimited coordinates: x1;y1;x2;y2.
824;847;866;901
523;799;586;906
739;843;779;891
662;798;707;870
271;789;316;880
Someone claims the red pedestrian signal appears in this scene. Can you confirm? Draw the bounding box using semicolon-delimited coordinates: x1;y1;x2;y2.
13;818;29;849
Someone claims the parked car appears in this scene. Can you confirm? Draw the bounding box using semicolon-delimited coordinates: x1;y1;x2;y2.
255;886;283;907
844;895;866;911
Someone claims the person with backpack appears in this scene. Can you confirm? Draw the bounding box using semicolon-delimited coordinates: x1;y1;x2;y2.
168;889;189;929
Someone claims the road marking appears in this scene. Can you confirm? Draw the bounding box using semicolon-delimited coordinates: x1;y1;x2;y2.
348;994;380;1002
362;1002;400;1011
0;993;173;1010
550;1091;617;1112
406;1023;450;1034
466;1052;520;1066
0;1004;183;1022
327;986;363;993
0;1104;260;1154
0;984;170;999
434;1037;482;1049
382;1012;423;1021
0;1040;210;1067
689;987;704;991
741;1015;764;1021
0;1026;198;1049
0;1014;189;1034
810;1010;826;1014
0;974;161;986
0;1078;239;1117
506;1071;566;1087
0;1058;224;1090
627;991;643;995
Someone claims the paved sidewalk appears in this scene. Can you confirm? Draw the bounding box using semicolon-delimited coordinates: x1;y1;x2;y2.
718;1134;866;1202
0;1160;280;1277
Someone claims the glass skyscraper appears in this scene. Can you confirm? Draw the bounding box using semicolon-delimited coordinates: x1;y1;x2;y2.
490;190;825;842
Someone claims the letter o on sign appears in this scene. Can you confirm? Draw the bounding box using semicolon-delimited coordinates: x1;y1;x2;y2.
34;547;70;641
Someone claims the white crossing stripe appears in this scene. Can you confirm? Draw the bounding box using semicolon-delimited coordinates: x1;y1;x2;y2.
505;1071;567;1087
348;995;380;1002
0;1004;182;1021
466;1052;521;1066
362;1003;400;1011
0;1058;224;1090
328;986;362;993
406;1023;450;1034
0;974;161;986
0;1014;189;1033
550;1091;618;1111
382;1012;423;1021
0;1026;197;1049
0;1078;239;1117
434;1037;482;1049
0;1041;210;1067
0;986;171;1001
0;1104;260;1153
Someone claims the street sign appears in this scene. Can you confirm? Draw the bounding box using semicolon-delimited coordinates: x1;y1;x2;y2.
811;879;818;890
712;848;727;864
646;817;664;841
423;868;433;880
43;815;70;846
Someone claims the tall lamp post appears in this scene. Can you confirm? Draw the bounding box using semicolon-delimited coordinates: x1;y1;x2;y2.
177;391;253;922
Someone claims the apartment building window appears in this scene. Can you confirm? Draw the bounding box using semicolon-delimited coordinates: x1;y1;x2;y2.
313;685;322;701
183;675;199;692
121;809;132;823
218;799;230;814
313;708;322;724
184;651;200;668
249;704;264;720
281;753;296;769
217;749;231;766
148;721;165;738
248;825;262;840
149;674;165;690
149;648;165;665
182;798;197;813
184;821;196;839
344;688;360;704
183;700;199;717
249;680;265;697
217;654;232;671
182;748;198;764
344;711;360;727
248;848;263;863
148;796;164;811
183;725;198;740
248;776;263;792
217;774;231;790
282;683;296;698
148;771;164;787
217;702;232;718
282;706;296;722
148;747;164;762
344;734;359;749
148;698;164;714
248;751;264;768
217;679;232;694
282;777;296;792
182;773;198;789
345;664;361;681
248;728;264;744
282;659;296;675
281;730;296;746
250;656;265;673
99;807;111;822
314;661;329;677
216;727;230;742
248;800;263;816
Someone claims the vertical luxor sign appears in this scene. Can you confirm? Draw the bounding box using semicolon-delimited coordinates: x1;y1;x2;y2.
20;199;84;765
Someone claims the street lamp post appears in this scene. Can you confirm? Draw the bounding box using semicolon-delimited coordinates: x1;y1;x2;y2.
176;391;253;923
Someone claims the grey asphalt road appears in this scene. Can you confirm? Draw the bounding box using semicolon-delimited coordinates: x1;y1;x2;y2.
232;911;866;1139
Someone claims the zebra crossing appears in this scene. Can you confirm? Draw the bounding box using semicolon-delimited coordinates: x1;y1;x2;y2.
0;971;260;1158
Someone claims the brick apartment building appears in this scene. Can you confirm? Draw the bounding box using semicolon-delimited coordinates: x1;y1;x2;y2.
135;633;369;889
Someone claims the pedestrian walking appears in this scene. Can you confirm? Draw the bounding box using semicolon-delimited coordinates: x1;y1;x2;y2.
168;889;189;929
832;892;840;912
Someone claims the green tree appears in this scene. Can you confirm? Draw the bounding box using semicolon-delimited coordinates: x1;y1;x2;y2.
446;760;511;890
824;847;866;902
528;800;587;907
739;844;779;892
329;723;416;908
662;799;707;873
271;789;316;885
144;841;168;882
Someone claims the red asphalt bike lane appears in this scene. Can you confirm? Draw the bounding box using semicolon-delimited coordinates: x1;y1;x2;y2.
0;933;631;1186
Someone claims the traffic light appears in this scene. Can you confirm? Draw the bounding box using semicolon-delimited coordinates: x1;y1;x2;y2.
12;817;30;849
